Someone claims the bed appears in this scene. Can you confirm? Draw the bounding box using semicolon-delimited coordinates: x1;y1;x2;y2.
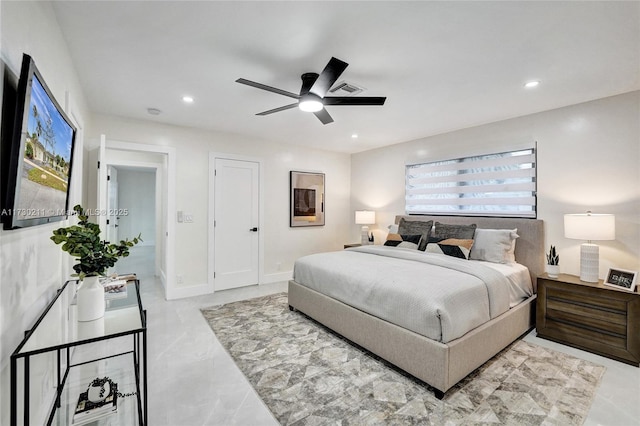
288;215;544;398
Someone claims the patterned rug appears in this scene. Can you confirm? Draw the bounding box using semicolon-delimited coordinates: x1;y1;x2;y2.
201;293;605;425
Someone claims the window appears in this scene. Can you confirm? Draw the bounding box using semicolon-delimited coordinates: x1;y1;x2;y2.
405;147;536;218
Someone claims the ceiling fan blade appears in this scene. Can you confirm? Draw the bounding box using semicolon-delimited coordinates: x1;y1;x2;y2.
309;57;348;98
236;78;300;99
313;108;334;125
256;103;299;116
323;96;387;106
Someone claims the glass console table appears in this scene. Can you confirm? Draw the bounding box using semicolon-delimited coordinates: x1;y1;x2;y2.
10;278;147;425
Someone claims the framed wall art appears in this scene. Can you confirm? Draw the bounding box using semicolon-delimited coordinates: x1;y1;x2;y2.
290;171;325;227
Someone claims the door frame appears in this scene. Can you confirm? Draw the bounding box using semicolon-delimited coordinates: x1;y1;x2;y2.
208;152;264;293
106;165;119;244
99;137;177;300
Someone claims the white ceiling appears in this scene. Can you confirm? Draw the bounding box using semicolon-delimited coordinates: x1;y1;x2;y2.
51;1;639;154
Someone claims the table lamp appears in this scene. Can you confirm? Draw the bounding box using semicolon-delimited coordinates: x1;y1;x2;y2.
564;212;615;282
355;210;376;245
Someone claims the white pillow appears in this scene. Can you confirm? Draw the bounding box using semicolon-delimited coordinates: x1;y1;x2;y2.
388;224;399;234
469;228;519;264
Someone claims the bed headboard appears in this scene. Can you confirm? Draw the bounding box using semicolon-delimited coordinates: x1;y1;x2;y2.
395;215;545;292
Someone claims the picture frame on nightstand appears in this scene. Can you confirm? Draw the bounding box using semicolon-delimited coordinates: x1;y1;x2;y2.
604;268;637;292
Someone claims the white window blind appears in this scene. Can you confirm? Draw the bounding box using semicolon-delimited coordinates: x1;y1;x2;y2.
405;148;536;218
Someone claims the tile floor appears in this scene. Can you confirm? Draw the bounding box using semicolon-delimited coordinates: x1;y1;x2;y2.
142;276;282;425
125;248;640;425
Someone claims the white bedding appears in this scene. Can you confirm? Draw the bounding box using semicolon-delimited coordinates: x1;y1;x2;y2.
475;260;533;307
292;245;532;343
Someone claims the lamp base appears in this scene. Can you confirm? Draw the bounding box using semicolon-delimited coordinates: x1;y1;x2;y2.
361;226;370;245
580;243;599;283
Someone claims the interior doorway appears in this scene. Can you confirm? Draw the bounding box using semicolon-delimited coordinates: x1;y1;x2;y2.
107;165;158;277
93;136;177;300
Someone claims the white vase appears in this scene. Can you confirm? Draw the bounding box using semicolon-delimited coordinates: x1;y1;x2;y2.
77;316;105;340
547;264;560;278
77;276;105;322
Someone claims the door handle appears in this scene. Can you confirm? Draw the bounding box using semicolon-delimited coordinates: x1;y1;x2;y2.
250;227;259;232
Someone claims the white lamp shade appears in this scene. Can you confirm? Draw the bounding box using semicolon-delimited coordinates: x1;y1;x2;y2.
564;213;615;241
355;210;376;225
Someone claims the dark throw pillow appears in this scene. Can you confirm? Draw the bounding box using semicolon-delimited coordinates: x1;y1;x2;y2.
384;233;422;250
434;222;477;240
425;237;474;259
398;218;433;251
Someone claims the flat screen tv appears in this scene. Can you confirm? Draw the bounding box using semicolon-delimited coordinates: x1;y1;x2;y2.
2;54;77;230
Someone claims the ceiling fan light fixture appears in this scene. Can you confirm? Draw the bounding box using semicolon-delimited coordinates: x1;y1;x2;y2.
298;94;323;112
236;57;386;124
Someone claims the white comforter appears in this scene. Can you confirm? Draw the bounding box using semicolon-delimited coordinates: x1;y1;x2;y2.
293;246;523;343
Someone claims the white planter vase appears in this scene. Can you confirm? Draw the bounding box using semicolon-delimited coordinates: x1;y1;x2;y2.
77;276;105;322
77;316;105;340
546;264;560;278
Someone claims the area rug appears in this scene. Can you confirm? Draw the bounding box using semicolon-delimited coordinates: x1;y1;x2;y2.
201;293;605;425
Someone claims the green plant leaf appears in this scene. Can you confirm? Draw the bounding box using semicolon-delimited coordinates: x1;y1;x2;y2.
51;205;141;276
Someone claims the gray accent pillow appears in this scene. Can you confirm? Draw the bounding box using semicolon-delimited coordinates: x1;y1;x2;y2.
398;218;433;251
434;222;477;240
469;228;519;263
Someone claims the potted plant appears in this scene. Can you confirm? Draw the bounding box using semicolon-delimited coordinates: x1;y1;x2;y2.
51;204;141;321
546;245;560;278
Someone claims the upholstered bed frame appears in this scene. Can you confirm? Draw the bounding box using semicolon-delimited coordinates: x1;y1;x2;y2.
288;215;544;398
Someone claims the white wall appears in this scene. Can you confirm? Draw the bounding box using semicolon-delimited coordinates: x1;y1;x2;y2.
88;114;351;290
0;1;91;424
351;91;640;278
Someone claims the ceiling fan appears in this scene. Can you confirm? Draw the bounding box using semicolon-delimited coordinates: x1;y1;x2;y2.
235;57;386;125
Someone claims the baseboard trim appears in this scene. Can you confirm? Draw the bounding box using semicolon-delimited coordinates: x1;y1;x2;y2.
262;271;293;284
164;271;292;300
169;282;211;300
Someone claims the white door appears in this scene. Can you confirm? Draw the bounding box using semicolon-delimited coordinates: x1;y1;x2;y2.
106;166;119;243
213;158;260;290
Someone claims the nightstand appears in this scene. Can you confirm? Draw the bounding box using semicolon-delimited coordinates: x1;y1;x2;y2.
344;243;362;249
537;273;640;366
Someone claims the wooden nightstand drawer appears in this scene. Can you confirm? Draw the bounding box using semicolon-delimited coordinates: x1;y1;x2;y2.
545;304;627;335
546;286;628;312
537;273;640;366
543;318;626;349
545;296;627;326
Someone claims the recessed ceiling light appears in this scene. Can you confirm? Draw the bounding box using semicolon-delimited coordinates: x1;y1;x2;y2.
524;80;540;89
351;133;359;139
182;95;194;103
